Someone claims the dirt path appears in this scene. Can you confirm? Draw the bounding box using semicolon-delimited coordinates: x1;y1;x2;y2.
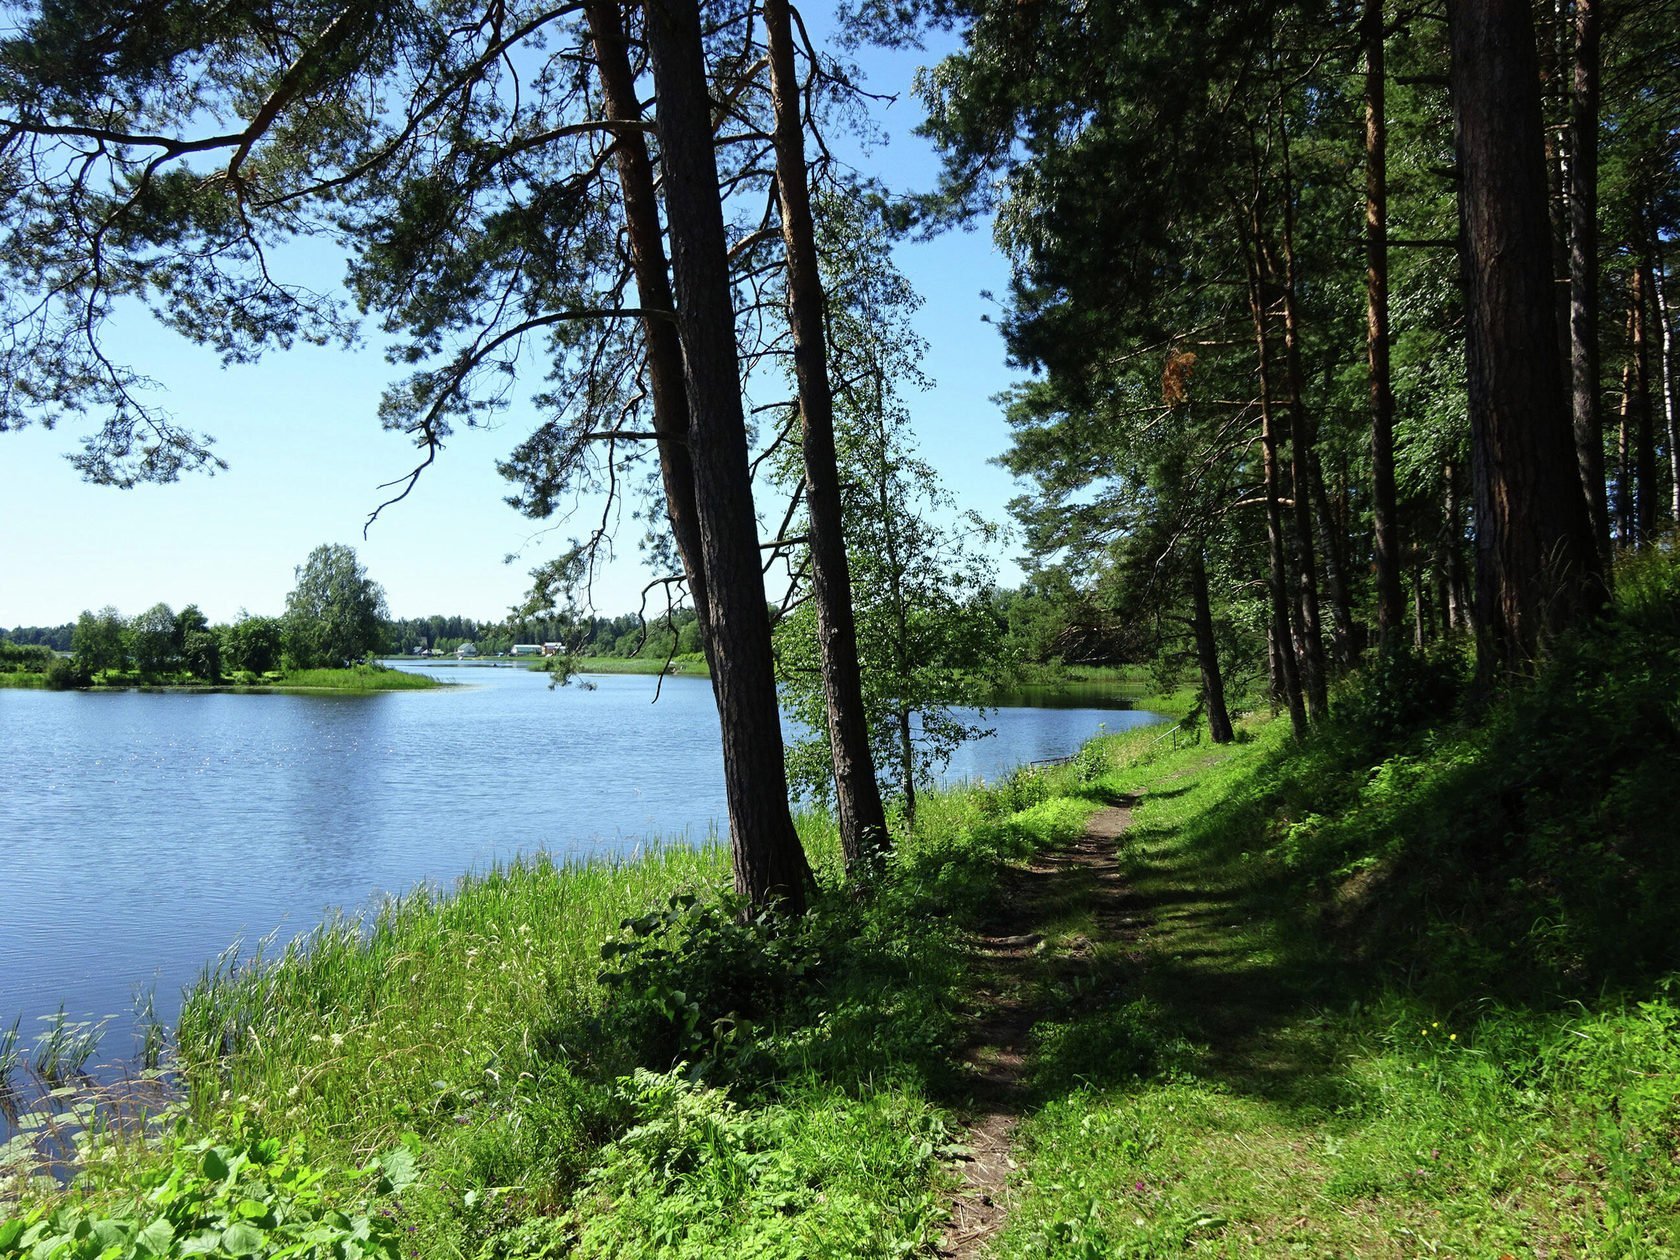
938;798;1141;1258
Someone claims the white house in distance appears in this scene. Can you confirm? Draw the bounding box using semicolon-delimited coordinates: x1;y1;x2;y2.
455;642;478;660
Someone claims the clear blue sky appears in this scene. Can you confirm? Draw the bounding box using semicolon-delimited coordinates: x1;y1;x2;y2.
0;13;1027;630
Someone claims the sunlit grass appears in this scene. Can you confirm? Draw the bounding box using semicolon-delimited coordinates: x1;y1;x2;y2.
175;842;731;1152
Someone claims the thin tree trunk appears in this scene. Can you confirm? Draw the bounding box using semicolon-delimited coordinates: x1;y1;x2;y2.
897;706;916;831
763;0;889;871
1445;460;1470;631
1569;0;1612;571
871;378;919;830
1189;550;1235;743
1434;551;1451;640
1310;452;1355;667
1244;221;1308;738
1632;259;1658;544
1655;239;1680;523
1447;0;1606;674
1618;321;1634;545
641;0;810;910
1412;553;1429;648
1266;621;1284;713
1365;0;1406;645
585;0;714;670
1273;126;1327;718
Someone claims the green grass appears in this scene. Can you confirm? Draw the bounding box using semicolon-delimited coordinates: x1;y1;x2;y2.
260;665;444;692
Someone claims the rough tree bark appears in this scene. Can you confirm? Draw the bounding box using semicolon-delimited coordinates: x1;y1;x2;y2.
1365;0;1406;645
641;0;812;910
585;0;715;669
1568;0;1612;571
763;0;890;871
1447;0;1605;674
1189;549;1235;744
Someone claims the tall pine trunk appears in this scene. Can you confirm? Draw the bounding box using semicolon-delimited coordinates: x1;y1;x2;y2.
1364;0;1406;645
763;0;889;871
1275;130;1328;718
1447;0;1605;675
1244;220;1309;738
1568;0;1612;571
641;0;811;910
585;0;714;670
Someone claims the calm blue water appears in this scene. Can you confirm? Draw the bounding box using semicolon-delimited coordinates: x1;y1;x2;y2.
0;663;1157;1059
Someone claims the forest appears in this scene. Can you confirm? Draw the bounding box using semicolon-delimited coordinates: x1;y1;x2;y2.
2;0;1678;1255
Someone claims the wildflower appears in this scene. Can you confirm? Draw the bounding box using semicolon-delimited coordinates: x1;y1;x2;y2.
1448;1033;1458;1042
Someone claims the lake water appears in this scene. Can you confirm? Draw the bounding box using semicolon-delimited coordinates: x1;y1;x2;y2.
0;663;1157;1072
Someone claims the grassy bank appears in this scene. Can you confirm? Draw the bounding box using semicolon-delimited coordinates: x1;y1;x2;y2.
5;550;1676;1257
2;766;1112;1257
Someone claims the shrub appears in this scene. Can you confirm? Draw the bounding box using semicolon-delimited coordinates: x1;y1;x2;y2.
43;657;90;690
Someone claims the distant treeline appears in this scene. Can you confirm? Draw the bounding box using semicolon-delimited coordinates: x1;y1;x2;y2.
388;609;707;660
16;584;1148;673
5;623;72;651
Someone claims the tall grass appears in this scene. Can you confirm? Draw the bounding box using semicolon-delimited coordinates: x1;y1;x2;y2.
174;842;731;1148
30;1008;106;1085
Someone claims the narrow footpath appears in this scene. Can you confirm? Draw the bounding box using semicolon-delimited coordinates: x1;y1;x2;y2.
938;799;1142;1258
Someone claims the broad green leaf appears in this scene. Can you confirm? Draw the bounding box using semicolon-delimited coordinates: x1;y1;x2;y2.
220;1220;267;1255
133;1217;175;1257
